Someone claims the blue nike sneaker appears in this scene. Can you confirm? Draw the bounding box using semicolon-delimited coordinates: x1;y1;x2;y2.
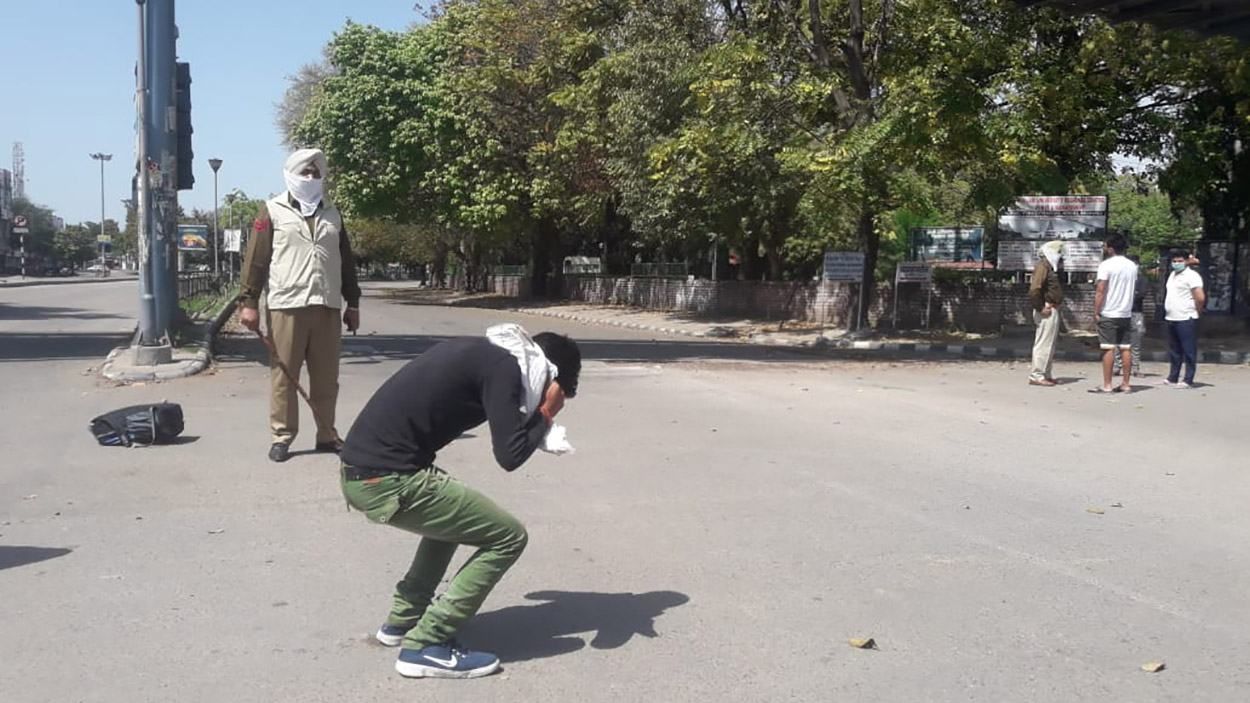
395;641;501;679
375;622;415;647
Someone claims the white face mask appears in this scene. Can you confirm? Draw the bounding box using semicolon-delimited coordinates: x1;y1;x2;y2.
284;171;323;217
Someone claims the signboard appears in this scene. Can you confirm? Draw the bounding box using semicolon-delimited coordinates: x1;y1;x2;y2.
911;227;984;262
823;251;865;282
998;195;1108;240
223;228;243;253
12;215;29;234
177;223;209;251
997;240;1104;273
895;262;932;284
97;235;112;244
563;256;602;274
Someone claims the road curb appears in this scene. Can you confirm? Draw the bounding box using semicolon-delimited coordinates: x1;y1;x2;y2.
512;306;1250;365
99;343;210;383
98;296;236;383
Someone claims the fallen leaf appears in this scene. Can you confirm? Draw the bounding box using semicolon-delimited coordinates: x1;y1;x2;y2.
1086;507;1106;515
1111;502;1124;508
1141;661;1165;673
1164;472;1176;476
22;494;37;501
848;637;877;650
208;528;225;535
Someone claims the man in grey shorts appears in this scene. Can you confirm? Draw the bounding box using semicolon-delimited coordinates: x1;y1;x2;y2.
1091;232;1138;393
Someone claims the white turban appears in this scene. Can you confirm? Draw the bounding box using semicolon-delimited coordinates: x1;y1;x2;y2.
283;148;328;217
1039;240;1064;271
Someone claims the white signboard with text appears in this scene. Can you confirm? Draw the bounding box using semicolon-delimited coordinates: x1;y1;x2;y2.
823;251;865;282
998;240;1103;272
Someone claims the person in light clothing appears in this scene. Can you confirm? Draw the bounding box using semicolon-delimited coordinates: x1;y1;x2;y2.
1027;241;1064;386
1113;255;1147;377
238;148;361;462
1091;233;1138;394
1163;248;1206;388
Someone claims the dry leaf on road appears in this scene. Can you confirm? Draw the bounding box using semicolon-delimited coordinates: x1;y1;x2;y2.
1141;661;1166;673
1086;507;1106;515
848;638;877;649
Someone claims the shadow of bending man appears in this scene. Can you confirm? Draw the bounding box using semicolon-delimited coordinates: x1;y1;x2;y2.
460;590;690;663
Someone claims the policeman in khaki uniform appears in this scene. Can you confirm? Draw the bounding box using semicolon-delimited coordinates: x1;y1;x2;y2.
238;149;361;462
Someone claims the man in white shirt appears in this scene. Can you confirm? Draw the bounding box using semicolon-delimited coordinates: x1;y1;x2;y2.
1163;248;1206;388
1091;233;1138;393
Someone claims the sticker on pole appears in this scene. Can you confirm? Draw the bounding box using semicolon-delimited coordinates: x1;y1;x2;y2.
823;251;864;282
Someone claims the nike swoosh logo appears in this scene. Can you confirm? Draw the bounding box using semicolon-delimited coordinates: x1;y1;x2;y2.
424;654;458;668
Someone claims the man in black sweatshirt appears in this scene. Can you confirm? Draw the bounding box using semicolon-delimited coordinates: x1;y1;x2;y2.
340;332;581;680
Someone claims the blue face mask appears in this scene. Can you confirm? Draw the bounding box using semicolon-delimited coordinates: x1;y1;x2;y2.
1172;262;1187;273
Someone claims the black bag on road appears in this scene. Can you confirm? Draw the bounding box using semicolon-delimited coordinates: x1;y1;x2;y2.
89;403;185;447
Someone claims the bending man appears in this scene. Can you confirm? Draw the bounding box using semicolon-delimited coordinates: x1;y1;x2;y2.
340;329;581;679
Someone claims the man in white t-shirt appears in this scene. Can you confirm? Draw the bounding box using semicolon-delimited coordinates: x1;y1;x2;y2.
1163;248;1206;388
1091;233;1139;393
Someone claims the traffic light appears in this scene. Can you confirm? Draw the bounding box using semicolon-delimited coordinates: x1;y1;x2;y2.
175;62;194;191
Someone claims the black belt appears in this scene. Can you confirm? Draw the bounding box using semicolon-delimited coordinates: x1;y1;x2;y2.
342;465;399;481
341;464;432;481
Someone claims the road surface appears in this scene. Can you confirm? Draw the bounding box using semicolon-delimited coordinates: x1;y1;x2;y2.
1;280;1247;702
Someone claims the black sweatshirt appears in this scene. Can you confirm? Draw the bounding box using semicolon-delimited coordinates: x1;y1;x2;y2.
341;337;550;473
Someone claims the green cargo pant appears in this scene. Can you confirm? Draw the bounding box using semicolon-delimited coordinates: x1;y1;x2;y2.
340;466;528;649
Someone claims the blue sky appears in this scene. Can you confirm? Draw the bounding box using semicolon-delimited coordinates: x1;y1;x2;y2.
0;1;424;225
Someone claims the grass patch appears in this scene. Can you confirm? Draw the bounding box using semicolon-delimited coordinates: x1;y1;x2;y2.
180;284;239;320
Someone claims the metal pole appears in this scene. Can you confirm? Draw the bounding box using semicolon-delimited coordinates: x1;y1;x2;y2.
209;158;221;275
99;156;107;267
135;0;159;344
19;232;24;280
148;0;178;335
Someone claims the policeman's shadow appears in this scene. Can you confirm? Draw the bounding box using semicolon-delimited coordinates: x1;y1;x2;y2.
460;589;690;662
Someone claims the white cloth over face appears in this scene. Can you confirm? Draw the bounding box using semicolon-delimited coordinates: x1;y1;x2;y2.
486;323;575;455
283;148;328;217
1040;240;1064;271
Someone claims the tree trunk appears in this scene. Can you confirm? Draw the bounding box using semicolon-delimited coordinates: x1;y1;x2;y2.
431;241;448;288
530;220;557;297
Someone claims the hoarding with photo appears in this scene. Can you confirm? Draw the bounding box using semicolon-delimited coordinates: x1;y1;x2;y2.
998;195;1108;240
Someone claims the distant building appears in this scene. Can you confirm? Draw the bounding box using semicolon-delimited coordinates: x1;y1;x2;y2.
52;216;65;232
0;168;12;259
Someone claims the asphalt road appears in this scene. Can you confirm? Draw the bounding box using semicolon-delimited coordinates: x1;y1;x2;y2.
1;280;1248;702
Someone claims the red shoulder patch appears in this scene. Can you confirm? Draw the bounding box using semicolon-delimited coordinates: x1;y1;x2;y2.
253;217;267;233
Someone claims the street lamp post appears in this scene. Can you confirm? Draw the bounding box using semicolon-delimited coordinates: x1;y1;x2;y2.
208;158;222;276
90;152;113;269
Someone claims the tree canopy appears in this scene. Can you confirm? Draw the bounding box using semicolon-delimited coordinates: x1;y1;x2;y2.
284;0;1248;305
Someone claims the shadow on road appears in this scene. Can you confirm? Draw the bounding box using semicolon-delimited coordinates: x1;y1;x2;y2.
0;332;131;362
460;589;690;663
0;546;73;571
216;332;817;366
0;302;129;322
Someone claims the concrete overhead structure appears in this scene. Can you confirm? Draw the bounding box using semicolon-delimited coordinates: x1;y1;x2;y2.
1018;0;1250;43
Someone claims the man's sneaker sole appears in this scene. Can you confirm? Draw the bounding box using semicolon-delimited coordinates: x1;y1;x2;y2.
395;658;500;679
376;628;405;647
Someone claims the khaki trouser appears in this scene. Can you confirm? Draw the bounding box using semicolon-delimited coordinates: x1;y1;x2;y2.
266;305;341;445
1029;308;1060;382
